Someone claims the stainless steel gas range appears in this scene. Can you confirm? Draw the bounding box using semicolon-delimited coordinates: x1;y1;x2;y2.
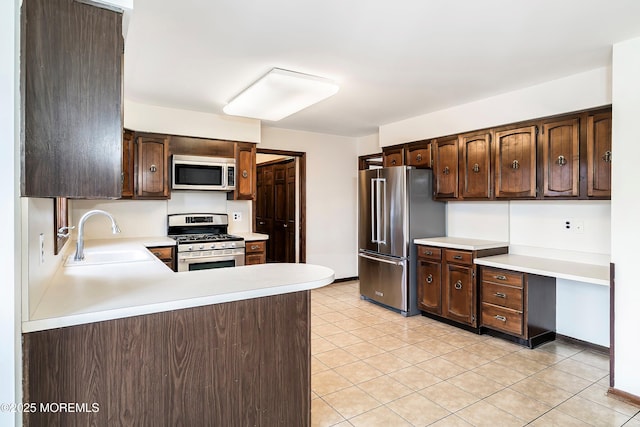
168;213;245;272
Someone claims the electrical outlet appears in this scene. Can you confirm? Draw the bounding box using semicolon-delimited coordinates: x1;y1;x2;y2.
39;233;45;264
232;212;242;221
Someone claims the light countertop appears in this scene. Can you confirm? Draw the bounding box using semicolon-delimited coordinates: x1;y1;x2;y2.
24;238;334;333
414;237;509;251
234;232;269;241
474;254;609;287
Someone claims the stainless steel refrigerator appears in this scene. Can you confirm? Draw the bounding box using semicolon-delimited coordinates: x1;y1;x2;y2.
358;166;445;316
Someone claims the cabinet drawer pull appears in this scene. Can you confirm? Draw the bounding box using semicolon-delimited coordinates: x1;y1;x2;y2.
416;153;423;162
495;275;507;280
426;274;433;284
424;250;433;256
495;292;506;298
153;252;161;257
250;245;260;250
453;255;463;260
495;315;507;322
454;280;463;290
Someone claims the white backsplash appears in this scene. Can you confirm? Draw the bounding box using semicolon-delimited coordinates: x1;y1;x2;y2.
71;193;252;240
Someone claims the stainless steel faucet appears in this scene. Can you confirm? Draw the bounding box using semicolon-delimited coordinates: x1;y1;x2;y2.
74;210;121;261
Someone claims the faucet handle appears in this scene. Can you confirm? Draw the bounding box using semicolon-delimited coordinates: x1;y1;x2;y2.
57;226;75;238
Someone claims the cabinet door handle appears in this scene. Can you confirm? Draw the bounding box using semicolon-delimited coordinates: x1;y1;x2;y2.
150;164;157;172
556;155;567;166
242;170;249;178
495;315;507;322
391;159;397;165
453;255;463;260
602;150;612;163
443;166;450;175
416;153;423;162
511;160;520;170
426;274;433;284
495;275;507;280
472;163;480;173
495;292;506;298
454;280;463;290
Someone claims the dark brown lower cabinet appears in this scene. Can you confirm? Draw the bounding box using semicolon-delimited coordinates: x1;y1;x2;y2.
480;266;556;348
416;245;508;329
23;291;310;427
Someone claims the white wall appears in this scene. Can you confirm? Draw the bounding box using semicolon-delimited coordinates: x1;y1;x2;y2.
611;36;640;397
261;126;359;279
379;67;611;146
2;0;20;424
124;99;261;142
356;133;381;157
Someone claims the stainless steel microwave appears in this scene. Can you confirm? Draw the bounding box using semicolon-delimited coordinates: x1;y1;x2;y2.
172;155;236;191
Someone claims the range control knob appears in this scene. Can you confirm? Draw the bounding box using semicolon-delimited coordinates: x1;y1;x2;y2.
187;245;193;251
199;244;205;250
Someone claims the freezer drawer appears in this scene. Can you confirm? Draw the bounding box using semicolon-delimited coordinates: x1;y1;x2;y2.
358;251;407;312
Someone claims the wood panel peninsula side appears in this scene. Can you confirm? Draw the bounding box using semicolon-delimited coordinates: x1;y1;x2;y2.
22;239;334;427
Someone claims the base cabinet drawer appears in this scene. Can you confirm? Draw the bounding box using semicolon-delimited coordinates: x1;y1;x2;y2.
481;282;523;311
481;303;523;336
245;240;267;265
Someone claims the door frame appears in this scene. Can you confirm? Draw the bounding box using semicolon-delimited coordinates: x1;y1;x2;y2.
256;148;306;263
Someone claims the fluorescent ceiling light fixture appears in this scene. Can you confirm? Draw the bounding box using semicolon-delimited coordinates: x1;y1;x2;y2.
223;68;339;121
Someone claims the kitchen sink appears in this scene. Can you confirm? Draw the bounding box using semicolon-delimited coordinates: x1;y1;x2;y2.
64;249;154;266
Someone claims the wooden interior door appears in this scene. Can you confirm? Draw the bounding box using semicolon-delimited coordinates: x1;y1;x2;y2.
256;158;296;263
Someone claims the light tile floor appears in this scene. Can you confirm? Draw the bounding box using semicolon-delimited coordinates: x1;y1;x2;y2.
311;281;640;427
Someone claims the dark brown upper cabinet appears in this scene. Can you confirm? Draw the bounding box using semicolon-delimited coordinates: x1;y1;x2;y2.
494;126;537;198
459;131;492;199
433;137;459;200
136;135;169;199
22;0;123;198
233;142;257;200
587;112;612;197
406;141;432;168
121;129;135;198
382;146;405;167
541;118;579;197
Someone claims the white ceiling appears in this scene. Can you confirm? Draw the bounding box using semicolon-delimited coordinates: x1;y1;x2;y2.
124;0;640;137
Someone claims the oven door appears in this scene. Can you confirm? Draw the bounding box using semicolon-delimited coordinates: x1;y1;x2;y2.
177;251;245;272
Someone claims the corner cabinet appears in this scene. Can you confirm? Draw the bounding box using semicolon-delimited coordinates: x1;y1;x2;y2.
587;112;612;197
233;142;257;200
22;0;123;198
494;126;537;198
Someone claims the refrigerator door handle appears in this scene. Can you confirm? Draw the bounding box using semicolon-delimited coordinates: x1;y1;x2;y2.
370;178;377;243
358;252;404;266
379;178;386;244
